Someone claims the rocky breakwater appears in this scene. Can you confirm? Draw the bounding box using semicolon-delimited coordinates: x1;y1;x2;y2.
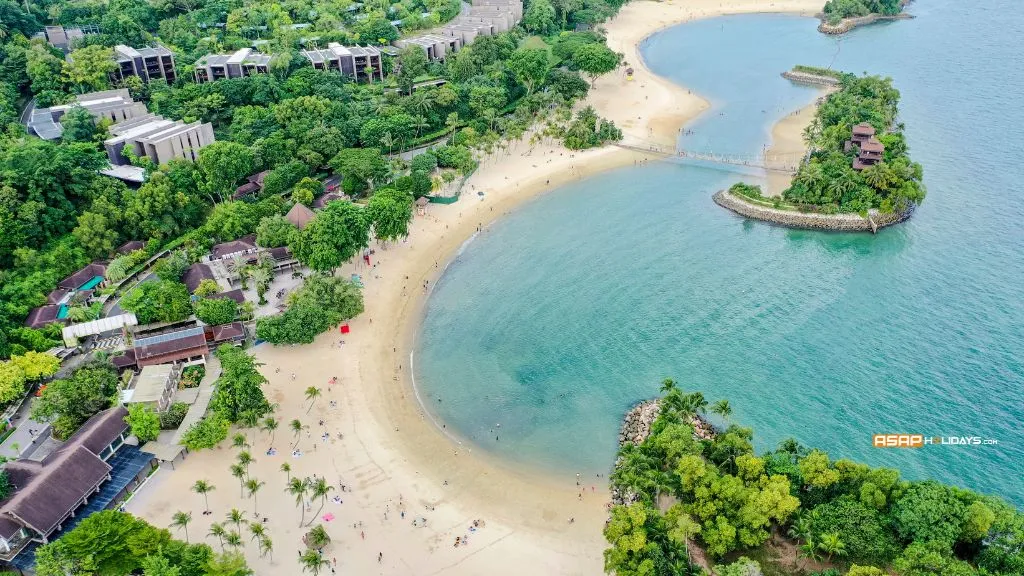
713;190;913;233
781;70;841;88
610;400;718;505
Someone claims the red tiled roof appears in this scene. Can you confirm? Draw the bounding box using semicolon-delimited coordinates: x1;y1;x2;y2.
852;122;876;136
286;204;316;230
860;137;885;153
0;407;127;536
58;262;107;291
210;289;245;304
267;246;293;261
313;193;349;209
116;240;146;255
111;349;137;369
183;263;215;293
25;305;62;328
47;288;69;305
211;235;258;259
232;182;261;199
210;322;245;342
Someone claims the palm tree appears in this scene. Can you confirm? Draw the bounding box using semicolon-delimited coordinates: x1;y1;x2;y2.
232;256;248;289
208;522;227;550
248;522;266;544
380;131;395;157
232;433;248;450
227;508;246;534
786;513;813;543
280;462;292;482
685;392;708;415
248;267;271;305
667;510;700;563
262;417;279;446
659;378;677;393
287;477;309;526
711;399;732;421
818;532;847;561
290;419;304;448
224;531;243;551
307;477;334;524
305;524;331;550
230;464;247;497
237;451;255;476
798;536;823;566
304;387;321;414
260;536;274;561
299;550;330;575
413;115;429;139
246;478;266;514
192;480;215;514
65;306;91;323
171;511;191;542
445;112;459;143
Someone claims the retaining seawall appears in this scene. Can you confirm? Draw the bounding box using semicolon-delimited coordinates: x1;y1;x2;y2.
781;71;841;87
713;190;913;233
817;1;913;35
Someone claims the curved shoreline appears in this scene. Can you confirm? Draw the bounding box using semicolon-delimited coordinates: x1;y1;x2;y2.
713;189;914;232
127;2;831;573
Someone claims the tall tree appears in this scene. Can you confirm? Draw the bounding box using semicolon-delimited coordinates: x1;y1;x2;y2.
290;201;370;272
63;46;116;93
198;142;256;203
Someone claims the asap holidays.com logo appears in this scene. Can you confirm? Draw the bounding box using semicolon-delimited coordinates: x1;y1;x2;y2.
872;434;999;448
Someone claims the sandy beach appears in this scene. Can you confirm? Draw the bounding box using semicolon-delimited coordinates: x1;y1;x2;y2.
127;1;824;574
764;94;826;196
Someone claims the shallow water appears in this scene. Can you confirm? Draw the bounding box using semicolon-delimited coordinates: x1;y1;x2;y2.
415;1;1024;504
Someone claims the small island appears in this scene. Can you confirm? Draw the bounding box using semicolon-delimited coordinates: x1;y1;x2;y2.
715;70;925;232
818;0;913;35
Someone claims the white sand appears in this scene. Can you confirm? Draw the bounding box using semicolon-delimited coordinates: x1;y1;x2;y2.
127;1;824;573
764;90;832;196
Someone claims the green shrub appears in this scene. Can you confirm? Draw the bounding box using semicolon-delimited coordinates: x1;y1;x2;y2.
160;403;190;429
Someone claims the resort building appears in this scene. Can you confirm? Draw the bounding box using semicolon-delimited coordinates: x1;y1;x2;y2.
194;48;273;83
116;240;146;254
208;235;259;262
0;407;156;570
286;203;316;230
207;322;246;346
233;170;271;199
104;114;216;166
300;43;384;82
28;89;148;141
394;34;461;61
112;45;177;84
313;192;349;209
123;364;182;412
41;24;99;51
846;123;885;170
25;262;108;328
472;0;523;20
131;326;210;368
183;262;216;293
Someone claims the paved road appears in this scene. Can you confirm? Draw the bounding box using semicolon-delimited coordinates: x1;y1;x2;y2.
0;399;50;460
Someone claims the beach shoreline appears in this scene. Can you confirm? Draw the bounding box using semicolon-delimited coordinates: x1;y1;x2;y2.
127;1;827;573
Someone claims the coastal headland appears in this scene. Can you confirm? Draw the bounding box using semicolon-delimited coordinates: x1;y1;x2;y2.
126;1;828;574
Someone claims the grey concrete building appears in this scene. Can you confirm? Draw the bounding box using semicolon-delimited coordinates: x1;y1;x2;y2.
113;44;177;84
394;34;461;61
300;43;383;82
28;89;148;141
194;48;273;83
105;115;215;167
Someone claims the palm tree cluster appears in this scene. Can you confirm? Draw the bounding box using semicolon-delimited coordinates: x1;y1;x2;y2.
286;475;335;527
789;511;848;568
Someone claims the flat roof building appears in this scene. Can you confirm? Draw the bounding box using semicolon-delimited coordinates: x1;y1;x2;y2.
105;114;215;167
195;48;273;83
124;364;181;412
28;90;148;141
395;34;461;61
113;44;177;84
301;43;383;82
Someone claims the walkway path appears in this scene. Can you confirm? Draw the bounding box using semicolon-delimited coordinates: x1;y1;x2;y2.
170;356;220;445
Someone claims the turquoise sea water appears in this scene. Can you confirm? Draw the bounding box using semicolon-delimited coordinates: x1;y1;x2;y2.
415;0;1024;504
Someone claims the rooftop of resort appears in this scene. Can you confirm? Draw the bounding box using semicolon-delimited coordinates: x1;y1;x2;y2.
286;203;316;230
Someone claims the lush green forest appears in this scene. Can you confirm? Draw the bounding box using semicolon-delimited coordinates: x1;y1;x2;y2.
604;382;1024;576
781;74;925;214
0;0;628;363
822;0;903;24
